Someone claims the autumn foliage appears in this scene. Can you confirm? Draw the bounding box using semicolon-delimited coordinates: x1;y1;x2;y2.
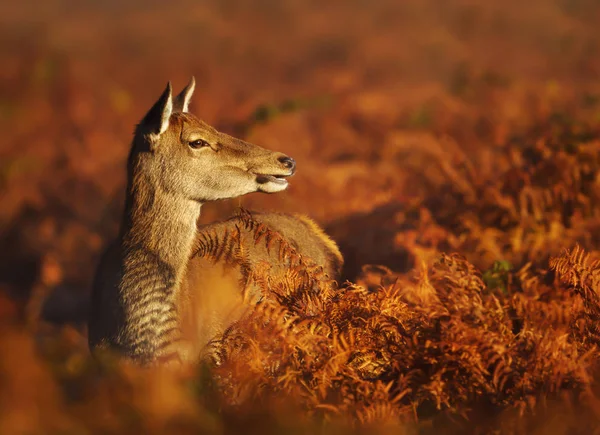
3;0;600;433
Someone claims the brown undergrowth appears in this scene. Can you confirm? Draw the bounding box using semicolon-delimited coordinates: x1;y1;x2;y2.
208;232;600;433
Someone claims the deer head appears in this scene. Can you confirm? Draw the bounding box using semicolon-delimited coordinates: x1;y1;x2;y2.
130;78;296;204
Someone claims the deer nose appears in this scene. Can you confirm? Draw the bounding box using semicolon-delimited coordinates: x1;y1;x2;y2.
278;155;296;173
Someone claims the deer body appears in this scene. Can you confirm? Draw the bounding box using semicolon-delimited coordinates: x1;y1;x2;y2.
88;79;342;364
178;212;342;359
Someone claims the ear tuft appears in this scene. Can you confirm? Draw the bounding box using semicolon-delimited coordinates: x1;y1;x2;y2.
141;81;173;136
173;76;196;113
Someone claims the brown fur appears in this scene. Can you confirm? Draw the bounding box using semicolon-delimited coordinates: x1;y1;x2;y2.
88;79;342;364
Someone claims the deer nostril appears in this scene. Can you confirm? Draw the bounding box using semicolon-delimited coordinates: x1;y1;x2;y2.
278;156;296;171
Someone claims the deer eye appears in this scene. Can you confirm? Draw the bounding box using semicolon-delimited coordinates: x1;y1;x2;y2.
189;139;210;149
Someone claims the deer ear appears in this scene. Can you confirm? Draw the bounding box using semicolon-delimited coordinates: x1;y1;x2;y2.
173;76;196;113
141;82;173;135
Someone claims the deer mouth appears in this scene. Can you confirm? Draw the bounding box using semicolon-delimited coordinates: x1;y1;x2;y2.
255;174;289;185
254;173;291;193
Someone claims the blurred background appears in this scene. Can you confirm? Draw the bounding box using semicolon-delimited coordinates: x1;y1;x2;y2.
1;0;600;431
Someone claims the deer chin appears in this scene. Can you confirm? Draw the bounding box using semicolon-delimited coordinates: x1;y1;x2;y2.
255;174;289;193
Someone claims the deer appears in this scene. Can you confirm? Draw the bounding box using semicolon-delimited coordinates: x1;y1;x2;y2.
88;78;342;365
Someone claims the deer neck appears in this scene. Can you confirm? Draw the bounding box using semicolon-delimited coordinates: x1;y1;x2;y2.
116;171;201;362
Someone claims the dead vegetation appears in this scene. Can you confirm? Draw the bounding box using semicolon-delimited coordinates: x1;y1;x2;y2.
3;0;600;433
